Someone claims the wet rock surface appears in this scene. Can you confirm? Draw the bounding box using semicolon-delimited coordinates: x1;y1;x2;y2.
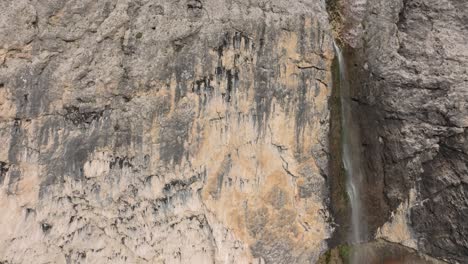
343;0;468;262
2;0;468;263
0;0;334;263
317;240;447;264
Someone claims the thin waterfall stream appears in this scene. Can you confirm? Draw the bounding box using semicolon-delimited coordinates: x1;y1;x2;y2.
332;40;366;256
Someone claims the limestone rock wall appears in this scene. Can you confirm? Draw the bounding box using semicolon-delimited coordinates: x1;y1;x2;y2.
0;0;334;263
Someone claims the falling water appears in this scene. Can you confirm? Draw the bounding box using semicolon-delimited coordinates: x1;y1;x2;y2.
332;40;366;258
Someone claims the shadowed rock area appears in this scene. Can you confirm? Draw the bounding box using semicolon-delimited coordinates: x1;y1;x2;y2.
317;240;447;264
340;0;468;263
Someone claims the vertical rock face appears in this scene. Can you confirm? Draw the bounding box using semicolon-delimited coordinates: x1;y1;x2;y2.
0;0;334;263
343;0;468;262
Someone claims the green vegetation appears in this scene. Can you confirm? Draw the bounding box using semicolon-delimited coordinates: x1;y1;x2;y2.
324;249;332;263
338;244;352;264
316;244;353;264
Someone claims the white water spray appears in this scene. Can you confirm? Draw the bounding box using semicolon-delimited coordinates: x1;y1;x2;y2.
332;40;366;252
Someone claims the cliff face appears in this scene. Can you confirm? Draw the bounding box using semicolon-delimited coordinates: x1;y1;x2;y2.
342;0;468;262
0;0;334;263
2;0;468;263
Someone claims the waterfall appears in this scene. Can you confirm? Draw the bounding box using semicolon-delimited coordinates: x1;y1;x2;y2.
332;40;366;254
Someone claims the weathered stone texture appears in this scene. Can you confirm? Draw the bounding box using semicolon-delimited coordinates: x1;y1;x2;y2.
343;0;468;262
0;0;333;263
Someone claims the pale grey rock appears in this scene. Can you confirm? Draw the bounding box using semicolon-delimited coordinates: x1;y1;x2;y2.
0;0;334;263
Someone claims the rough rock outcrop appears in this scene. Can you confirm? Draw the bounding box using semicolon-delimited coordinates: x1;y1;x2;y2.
341;0;468;263
0;0;334;263
2;0;468;263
